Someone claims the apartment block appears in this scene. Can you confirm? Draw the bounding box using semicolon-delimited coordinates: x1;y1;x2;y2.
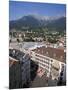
30;46;66;81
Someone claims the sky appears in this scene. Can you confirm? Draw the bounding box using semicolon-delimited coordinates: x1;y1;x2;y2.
9;1;66;20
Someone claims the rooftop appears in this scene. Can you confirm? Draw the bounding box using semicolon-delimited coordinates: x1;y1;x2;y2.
9;49;25;61
32;46;66;63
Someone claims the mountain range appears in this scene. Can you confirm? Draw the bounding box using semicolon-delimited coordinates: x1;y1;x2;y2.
9;15;66;32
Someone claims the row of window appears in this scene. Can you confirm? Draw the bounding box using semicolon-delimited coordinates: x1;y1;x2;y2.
34;55;53;66
35;54;51;61
35;57;50;65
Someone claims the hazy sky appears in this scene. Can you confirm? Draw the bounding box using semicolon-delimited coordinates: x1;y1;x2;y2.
9;1;66;20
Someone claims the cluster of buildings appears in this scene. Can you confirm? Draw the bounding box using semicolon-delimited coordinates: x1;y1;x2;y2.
9;30;66;43
9;38;66;88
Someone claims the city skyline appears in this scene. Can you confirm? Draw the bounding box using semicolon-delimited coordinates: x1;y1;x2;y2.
9;1;66;20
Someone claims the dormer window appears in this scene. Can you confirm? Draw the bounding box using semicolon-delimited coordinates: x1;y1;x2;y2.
60;56;63;59
54;53;56;57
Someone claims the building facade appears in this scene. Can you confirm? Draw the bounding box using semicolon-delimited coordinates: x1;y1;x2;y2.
30;46;66;81
9;49;30;89
9;58;22;89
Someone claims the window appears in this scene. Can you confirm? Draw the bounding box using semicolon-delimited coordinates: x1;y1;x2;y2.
60;71;63;76
60;56;63;59
21;62;24;65
54;53;56;57
51;60;53;62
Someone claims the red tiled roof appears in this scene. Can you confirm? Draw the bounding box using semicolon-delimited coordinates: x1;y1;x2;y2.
32;46;66;63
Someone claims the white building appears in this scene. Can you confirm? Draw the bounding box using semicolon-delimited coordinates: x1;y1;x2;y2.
30;46;66;81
